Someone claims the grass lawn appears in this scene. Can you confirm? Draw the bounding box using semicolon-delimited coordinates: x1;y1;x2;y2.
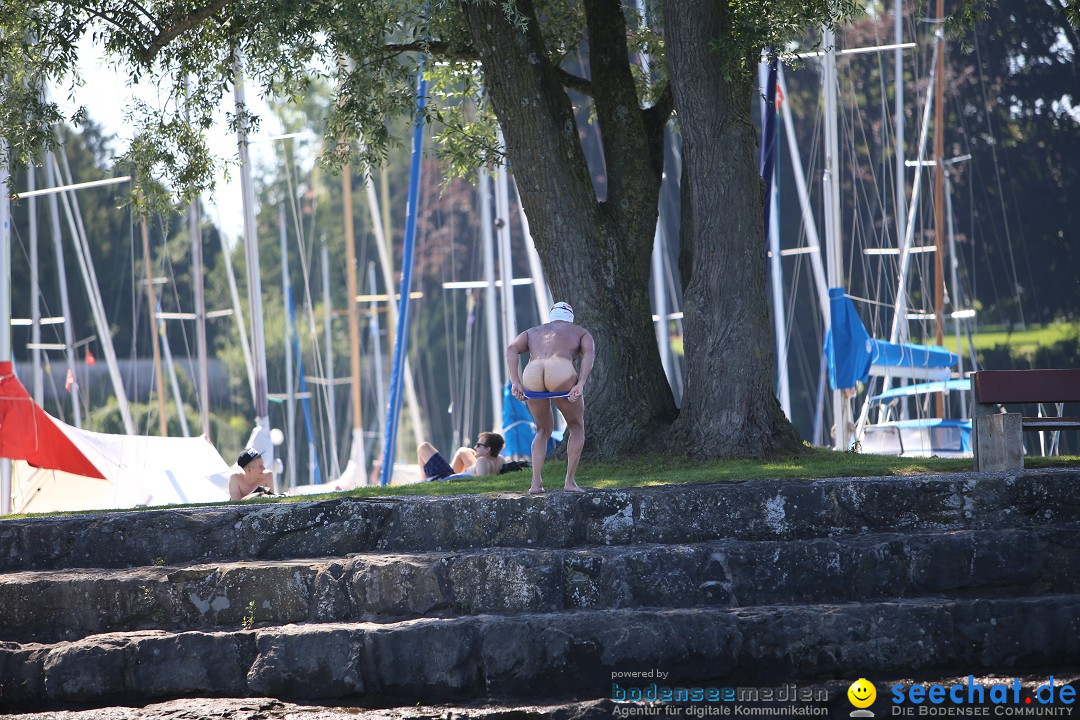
937;322;1079;356
668;322;1079;359
9;448;1078;519
300;448;1079;499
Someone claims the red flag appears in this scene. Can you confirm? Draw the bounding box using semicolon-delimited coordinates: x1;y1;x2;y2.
775;83;785;111
65;368;75;393
86;348;96;366
0;361;105;479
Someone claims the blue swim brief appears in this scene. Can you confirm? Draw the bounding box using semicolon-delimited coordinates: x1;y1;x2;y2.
522;389;571;400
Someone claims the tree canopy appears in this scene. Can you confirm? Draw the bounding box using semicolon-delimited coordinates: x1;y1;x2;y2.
3;0;865;459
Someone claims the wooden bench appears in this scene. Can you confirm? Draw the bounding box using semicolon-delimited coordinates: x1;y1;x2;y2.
971;369;1080;471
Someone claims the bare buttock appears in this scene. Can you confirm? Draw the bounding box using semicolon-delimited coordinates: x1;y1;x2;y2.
522;357;577;393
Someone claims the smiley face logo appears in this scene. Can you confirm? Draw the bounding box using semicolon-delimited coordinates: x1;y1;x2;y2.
847;678;876;709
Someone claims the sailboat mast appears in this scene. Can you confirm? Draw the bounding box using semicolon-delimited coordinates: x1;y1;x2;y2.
28;165;43;405
777;69;830;318
652;221;672;386
378;63;427;487
233;60;274;478
55;144;136;433
320;237;341;478
895;0;906;253
822;26;847;450
944;167;967;418
341;162;365;476
367;261;388;443
495;133;517;358
636;0;673;392
759;60;790;419
855;36;940;442
185;82;211;438
479;167;503;432
280;202;298;489
932;0;947;419
512;180;551;322
140;208;169;436
218;219;256;402
363;163;425;452
1;137;12;515
190;198;210;436
42;157;81;426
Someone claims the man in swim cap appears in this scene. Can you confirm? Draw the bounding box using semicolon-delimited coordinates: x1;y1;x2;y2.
506;302;595;494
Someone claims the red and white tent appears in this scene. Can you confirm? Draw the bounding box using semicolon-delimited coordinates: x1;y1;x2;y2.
0;362;230;514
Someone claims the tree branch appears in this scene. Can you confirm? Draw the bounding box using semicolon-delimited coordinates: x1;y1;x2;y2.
380;39;475;60
78;5;153;57
556;67;593;96
127;0;162;30
139;0;235;64
350;39;478;72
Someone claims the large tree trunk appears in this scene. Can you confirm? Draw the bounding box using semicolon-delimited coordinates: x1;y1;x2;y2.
460;0;677;456
662;0;802;456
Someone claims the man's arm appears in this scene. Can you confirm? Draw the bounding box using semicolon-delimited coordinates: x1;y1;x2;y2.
569;331;595;402
228;473;244;501
506;331;530;400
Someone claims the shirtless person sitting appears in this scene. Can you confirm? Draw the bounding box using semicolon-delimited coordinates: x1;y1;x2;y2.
417;432;506;481
506;301;595;494
229;448;276;500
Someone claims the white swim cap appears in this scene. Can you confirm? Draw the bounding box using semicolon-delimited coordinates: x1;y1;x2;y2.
549;302;574;323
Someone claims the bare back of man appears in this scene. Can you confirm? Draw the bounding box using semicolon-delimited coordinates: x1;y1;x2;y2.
520;323;587;395
507;304;595;495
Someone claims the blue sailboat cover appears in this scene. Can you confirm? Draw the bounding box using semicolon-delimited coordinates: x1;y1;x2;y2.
502;383;536;458
826;288;959;390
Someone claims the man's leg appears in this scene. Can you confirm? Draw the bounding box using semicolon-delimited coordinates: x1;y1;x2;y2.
417;442;438;467
554;397;585;492
526;398;553;493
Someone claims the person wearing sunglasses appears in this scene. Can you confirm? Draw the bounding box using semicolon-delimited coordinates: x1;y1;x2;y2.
416;432;506;482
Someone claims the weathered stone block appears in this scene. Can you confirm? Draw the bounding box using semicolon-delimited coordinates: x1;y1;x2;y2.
126;631;255;697
42;634;131;702
479;610;741;696
362;619;482;699
350;555;448;616
248;624;364;698
0;643;45;707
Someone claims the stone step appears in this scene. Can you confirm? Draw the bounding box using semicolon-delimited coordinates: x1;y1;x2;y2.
3;596;1080;710
3;527;1079;645
9;674;1080;720
2;470;1077;573
1;696;622;719
13;673;1080;720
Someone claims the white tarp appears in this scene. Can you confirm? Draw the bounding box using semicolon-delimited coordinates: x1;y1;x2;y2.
11;419;232;514
11;460;113;514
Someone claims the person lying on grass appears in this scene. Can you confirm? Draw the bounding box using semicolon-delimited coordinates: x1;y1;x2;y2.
417;432;523;482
